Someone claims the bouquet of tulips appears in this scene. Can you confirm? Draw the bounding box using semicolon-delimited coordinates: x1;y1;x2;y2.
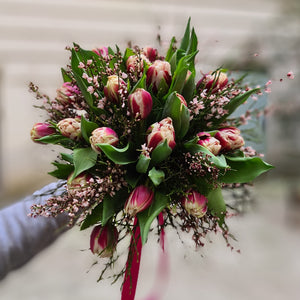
29;19;273;299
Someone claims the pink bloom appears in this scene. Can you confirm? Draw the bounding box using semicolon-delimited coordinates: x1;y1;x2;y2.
181;190;208;218
67;172;92;196
147;117;176;151
56;82;80;104
92;47;109;58
197;71;228;93
30;123;56;143
90;224;118;257
287;71;295;80
215;127;245;151
89;127;119;154
197;132;221;155
176;92;187;107
57;118;81;141
142;47;158;62
103;75;127;104
124;185;154;216
146;60;172;94
128;88;153;119
126;54;149;73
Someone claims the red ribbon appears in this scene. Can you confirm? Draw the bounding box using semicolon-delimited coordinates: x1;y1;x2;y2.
121;217;142;300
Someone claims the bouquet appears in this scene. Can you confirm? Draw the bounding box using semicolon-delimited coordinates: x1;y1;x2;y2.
29;19;273;299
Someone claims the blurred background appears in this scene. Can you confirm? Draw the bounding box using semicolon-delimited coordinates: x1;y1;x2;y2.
0;0;299;299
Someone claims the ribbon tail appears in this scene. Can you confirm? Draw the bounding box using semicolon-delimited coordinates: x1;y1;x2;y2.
121;217;142;300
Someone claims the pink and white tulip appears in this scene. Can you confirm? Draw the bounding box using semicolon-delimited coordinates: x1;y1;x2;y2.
142;47;158;62
30;123;56;143
104;75;127;104
215;127;245;151
57;118;81;141
92;47;109;58
124;185;154;217
89;127;119;154
181;190;208;218
67;172;92;196
56;82;80;104
197;132;221;155
128;88;153;119
197;71;228;93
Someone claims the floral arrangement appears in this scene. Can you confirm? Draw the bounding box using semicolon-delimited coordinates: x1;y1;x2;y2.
29;19;273;299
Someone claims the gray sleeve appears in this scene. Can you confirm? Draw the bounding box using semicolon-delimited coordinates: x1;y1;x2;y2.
0;181;70;280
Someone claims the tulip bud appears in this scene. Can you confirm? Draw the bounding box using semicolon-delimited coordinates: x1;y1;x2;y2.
128;88;153;119
146;60;172;94
56;82;80;104
90;224;118;257
126;54;149;74
181;190;208;218
30;123;56;143
147;117;176;151
197;132;221;156
57;118;81;141
104;75;127;104
92;46;109;58
67;172;92;196
215;127;245;151
89;127;119;154
197;71;228;93
124;185;154;217
142;47;158;62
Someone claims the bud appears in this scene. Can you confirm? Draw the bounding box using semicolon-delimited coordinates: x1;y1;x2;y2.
176;92;187;107
215;127;245;151
146;60;172;94
30;123;56;143
56;82;80;104
92;46;109;58
90;224;118;257
89;127;119;154
197;71;228;93
181;190;208;218
103;75;127;104
57;118;81;141
197;132;221;155
124;185;154;217
67;172;92;196
126;54;149;73
128;88;153;119
142;47;158;62
147;117;176;151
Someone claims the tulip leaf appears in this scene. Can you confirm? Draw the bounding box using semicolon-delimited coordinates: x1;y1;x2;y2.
219;156;274;184
148;167;165;187
60;152;74;164
81;116;99;144
69;148;98;182
80;202;103;230
136;153;151;173
138;191;169;245
207;187;226;227
180;17;191;51
61;68;72;83
181;71;195;102
97;143;137;165
48;162;74;179
165;36;177;62
36;134;70;144
151;139;173;165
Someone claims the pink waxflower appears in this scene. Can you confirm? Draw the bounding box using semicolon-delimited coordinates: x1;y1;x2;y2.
90;224;119;257
124;185;154;217
103;75;127;104
197;71;228;93
147;117;176;151
181;190;208;218
56;82;80;104
197;132;221;155
142;47;158;62
57;117;81;141
128;88;153;119
30;123;56;143
92;47;109;58
89;127;119;154
215;127;245;151
67;172;92;196
146;60;172;94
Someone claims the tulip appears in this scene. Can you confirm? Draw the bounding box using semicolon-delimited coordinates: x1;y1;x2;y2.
197;132;221;155
197;71;228;93
30;123;56;143
57;118;81;141
181;190;208;218
146;60;172;94
142;47;158;62
90;224;118;257
56;82;80;104
92;46;109;58
215;127;245;151
67;172;92;196
126;54;149;73
128;88;153;119
147;117;176;151
124;185;154;216
104;75;127;104
89;127;119;154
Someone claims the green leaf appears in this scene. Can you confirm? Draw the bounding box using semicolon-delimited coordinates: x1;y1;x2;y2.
148;167;165;187
81;116;99;144
36;134;74;146
123;47;136;61
61;152;74;163
69;148;98;182
186;27;198;61
207;187;226;226
219;156;274;184
131;72;147;93
138;191;169;245
151;139;172;164
165;36;177;62
80;202;103;230
180;17;191;51
61;68;72;82
97;143;137;165
181;71;195;102
136;153;151;173
48;162;74;179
